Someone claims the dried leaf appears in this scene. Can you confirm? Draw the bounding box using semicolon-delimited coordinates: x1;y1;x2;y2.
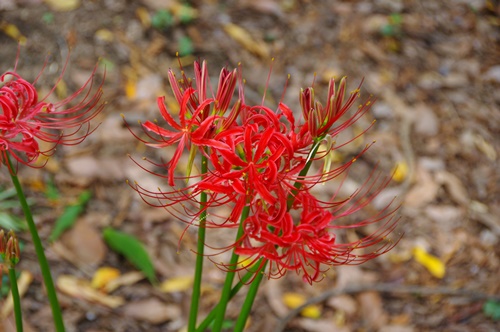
44;0;81;11
160;276;193;293
121;298;181;324
57;275;125;308
358;291;388;329
104;271;145;293
58;218;107;269
404;166;439;208
223;23;270;58
413;246;445;278
91;267;121;290
0;21;27;44
1;271;33;319
435;170;469;205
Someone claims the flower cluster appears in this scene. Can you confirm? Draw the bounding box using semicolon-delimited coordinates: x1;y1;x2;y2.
0;54;105;171
127;61;399;283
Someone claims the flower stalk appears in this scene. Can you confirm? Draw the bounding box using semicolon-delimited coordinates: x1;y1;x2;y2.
7;155;65;332
1;230;23;332
1;50;105;332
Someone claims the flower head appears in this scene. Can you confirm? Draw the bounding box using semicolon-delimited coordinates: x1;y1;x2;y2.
0;51;105;170
128;60;400;283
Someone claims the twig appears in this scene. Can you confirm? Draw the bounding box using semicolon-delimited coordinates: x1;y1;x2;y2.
273;283;500;332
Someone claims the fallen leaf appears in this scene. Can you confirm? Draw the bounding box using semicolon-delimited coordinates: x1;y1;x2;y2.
358;291;388;329
121;298;181;324
392;161;409;183
103;227;157;284
0;21;27;44
44;0;81;11
104;271;145;293
59;218;107;268
282;292;322;319
1;270;33;319
435;170;469;205
57;275;125;308
404;166;439;208
91;267;121;290
50;191;92;242
412;246;445;278
223;23;270;58
160;276;193;293
473;134;497;161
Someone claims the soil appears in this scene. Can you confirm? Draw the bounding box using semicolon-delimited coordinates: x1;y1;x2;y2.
1;0;500;331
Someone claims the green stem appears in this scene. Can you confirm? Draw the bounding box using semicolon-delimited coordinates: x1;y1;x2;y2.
7;156;65;332
211;205;250;332
8;268;23;332
233;260;267;332
286;138;322;210
195;269;255;332
188;155;208;332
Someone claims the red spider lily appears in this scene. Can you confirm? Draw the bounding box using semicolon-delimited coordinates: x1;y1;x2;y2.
126;60;243;187
233;184;400;284
0;55;105;170
128;61;400;283
300;77;374;139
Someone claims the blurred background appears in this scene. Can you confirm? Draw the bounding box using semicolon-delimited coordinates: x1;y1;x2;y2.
0;0;499;331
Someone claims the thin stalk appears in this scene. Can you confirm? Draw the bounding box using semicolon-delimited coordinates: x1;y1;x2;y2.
195;269;255;332
287;137;322;210
188;155;208;332
7;156;65;332
8;268;23;332
233;260;268;332
211;205;250;332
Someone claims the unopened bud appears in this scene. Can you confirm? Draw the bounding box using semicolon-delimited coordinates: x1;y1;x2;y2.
5;231;20;267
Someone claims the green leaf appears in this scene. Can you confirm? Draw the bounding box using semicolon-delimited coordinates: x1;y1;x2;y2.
178;36;194;56
102;227;157;284
0;213;26;232
484;300;500;321
178;4;196;24
49;191;92;242
44;177;60;201
152;9;173;30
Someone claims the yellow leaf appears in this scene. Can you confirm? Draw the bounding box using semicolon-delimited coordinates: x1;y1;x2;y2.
282;292;322;318
135;7;151;29
44;0;81;11
95;29;114;43
91;267;121;289
125;77;137;100
223;23;269;59
413;247;445;278
392;161;409;182
301;304;322;319
58;275;125;308
283;292;306;308
160;276;193;293
0;21;27;44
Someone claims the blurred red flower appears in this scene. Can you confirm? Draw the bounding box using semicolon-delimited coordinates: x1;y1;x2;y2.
0;54;105;170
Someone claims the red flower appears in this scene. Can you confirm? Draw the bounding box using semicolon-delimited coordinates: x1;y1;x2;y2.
234;186;399;284
126;60;243;187
128;61;401;283
300;77;374;139
0;54;105;169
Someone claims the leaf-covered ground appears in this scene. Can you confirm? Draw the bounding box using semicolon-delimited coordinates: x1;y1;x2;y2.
1;0;499;331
